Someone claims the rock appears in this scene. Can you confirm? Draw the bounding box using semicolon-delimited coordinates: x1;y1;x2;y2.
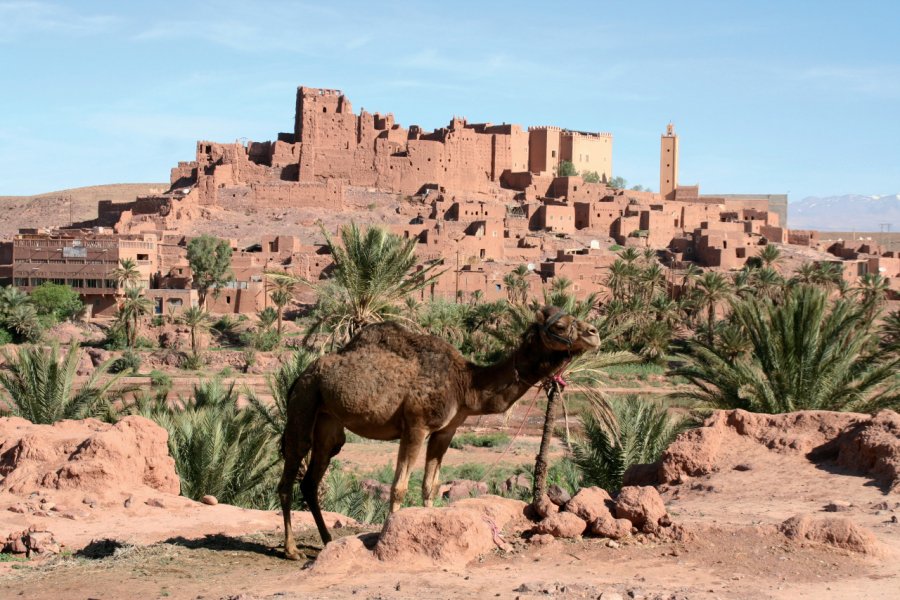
3;529;60;556
529;533;556;545
599;592;624;600
534;511;587;538
591;513;633;539
779;515;881;554
201;495;218;506
124;496;133;508
565;486;613;522
606;539;620;549
360;479;391;501
146;498;166;508
8;503;27;513
531;494;559;519
824;500;852;512
733;463;753;471
440;479;488;502
0;416;179;500
547;484;571;507
501;473;531;495
615;486;670;533
368;496;526;567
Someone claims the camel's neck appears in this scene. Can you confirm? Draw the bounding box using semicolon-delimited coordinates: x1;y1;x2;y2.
467;331;570;415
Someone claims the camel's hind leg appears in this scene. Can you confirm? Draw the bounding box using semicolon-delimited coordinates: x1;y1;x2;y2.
279;376;319;560
301;413;346;546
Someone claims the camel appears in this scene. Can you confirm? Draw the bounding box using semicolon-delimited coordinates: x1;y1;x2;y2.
278;306;600;559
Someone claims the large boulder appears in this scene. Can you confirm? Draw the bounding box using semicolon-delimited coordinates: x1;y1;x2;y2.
314;496;526;572
590;512;633;539
565;486;614;522
0;416;179;501
614;486;670;533
534;511;587;539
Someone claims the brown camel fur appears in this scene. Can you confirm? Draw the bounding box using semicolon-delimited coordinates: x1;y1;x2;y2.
278;306;600;558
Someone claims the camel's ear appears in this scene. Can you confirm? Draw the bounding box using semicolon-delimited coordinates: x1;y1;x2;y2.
534;309;546;325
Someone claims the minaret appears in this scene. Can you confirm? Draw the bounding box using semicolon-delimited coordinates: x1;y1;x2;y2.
660;123;678;200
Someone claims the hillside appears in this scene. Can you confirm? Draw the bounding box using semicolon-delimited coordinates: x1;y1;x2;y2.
789;194;900;231
0;183;167;238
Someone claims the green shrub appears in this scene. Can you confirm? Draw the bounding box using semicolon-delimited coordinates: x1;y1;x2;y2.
149;369;171;388
180;353;205;371
110;350;142;374
29;283;82;322
570;396;692;492
0;328;13;345
219;366;233;378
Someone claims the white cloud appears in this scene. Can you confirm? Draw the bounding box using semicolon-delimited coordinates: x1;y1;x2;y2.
0;1;119;42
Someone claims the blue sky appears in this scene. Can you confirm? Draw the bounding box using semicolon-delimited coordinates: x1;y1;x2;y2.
1;0;898;202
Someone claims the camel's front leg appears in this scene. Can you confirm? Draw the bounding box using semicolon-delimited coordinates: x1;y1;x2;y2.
422;429;456;507
389;426;427;513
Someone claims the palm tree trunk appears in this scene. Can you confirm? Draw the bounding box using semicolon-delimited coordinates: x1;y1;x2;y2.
532;381;561;506
707;302;715;345
191;327;197;356
277;308;283;335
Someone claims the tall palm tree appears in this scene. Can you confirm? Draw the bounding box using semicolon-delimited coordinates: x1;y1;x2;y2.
118;286;154;348
0;343;122;424
694;272;733;344
881;308;900;357
674;285;900;413
267;224;443;347
112;258;142;291
245;350;318;438
179;306;211;357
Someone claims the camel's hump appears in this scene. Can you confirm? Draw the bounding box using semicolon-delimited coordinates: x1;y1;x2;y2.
341;321;465;363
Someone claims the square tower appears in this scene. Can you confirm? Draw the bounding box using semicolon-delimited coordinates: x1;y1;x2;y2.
660;123;678;200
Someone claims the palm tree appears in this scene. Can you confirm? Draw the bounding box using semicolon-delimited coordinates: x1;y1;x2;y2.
117;286;154;349
0;343;122;424
674;285;900;413
137;378;279;508
532;346;639;503
267;274;296;335
257;307;278;331
570;396;692;491
3;303;42;342
112;258;142;292
267;224;443;347
694;272;733;344
751;266;784;301
881;308;900;357
179;306;210;357
757;244;782;270
855;273;888;319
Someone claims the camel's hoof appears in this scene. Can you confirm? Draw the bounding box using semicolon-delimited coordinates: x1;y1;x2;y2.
284;549;302;561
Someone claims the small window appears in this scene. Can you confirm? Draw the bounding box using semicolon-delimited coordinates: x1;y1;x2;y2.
551;150;556;158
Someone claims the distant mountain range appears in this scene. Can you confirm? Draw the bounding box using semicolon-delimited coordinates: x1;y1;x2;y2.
789;194;900;232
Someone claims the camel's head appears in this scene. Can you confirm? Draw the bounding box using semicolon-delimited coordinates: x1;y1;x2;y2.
534;306;600;353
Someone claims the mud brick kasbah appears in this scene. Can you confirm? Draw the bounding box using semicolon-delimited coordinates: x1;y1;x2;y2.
1;86;897;317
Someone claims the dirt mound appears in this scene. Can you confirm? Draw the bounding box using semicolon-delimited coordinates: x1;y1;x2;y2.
0;416;179;500
779;515;882;554
831;410;900;493
313;496;526;573
642;409;898;490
